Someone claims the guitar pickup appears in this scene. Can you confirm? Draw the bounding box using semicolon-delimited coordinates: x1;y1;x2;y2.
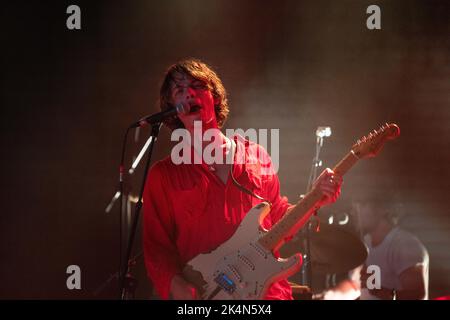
238;254;255;270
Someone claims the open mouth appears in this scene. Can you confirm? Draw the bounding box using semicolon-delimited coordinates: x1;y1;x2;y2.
189;105;202;113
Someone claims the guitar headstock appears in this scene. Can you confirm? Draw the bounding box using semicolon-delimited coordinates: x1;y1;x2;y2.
352;123;400;159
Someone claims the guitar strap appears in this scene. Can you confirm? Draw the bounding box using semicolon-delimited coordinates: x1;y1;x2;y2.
229;136;272;208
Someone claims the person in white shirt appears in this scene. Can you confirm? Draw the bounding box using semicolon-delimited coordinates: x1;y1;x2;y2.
352;195;429;300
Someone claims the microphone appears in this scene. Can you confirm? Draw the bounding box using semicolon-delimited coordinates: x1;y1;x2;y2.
316;126;332;138
129;103;187;128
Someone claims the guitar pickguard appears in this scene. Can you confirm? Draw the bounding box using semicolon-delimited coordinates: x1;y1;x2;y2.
183;202;302;299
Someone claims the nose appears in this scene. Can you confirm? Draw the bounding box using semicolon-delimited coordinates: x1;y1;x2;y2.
184;86;196;100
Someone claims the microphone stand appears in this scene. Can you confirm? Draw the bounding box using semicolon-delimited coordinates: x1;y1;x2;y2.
93;252;143;298
117;122;162;300
102;122;162;299
100;123;161;299
301;127;331;291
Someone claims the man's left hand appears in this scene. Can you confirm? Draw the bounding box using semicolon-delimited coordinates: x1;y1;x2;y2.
313;168;343;207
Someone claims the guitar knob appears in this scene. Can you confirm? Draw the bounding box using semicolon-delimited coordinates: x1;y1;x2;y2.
238;281;247;289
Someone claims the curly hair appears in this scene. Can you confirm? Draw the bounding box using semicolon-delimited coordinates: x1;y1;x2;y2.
158;58;229;130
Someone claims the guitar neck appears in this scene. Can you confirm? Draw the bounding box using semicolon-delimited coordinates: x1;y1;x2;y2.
258;150;360;252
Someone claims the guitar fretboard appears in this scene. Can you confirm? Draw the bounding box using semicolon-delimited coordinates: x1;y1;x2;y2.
258;150;359;252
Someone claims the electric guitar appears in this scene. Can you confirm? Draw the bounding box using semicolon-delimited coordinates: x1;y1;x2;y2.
183;123;400;299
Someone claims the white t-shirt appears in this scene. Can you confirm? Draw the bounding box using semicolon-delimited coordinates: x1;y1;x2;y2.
360;227;429;300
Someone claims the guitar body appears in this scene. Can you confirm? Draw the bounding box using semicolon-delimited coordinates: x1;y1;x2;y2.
183;202;302;300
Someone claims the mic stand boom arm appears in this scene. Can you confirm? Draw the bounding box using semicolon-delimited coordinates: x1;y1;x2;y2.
105;133;158;213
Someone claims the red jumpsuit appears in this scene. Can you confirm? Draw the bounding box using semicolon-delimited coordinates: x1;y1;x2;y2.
143;134;294;299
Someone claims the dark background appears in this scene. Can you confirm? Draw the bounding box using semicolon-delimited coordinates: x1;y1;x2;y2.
1;0;449;299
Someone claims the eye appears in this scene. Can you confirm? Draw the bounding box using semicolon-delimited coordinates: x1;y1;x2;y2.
173;87;183;96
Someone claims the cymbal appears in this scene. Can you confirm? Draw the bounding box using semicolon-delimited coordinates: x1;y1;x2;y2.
279;223;368;274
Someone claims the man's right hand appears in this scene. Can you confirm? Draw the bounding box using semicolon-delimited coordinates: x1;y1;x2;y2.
170;274;199;300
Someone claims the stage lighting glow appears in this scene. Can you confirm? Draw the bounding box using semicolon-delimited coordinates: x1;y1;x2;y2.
316;126;332;138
